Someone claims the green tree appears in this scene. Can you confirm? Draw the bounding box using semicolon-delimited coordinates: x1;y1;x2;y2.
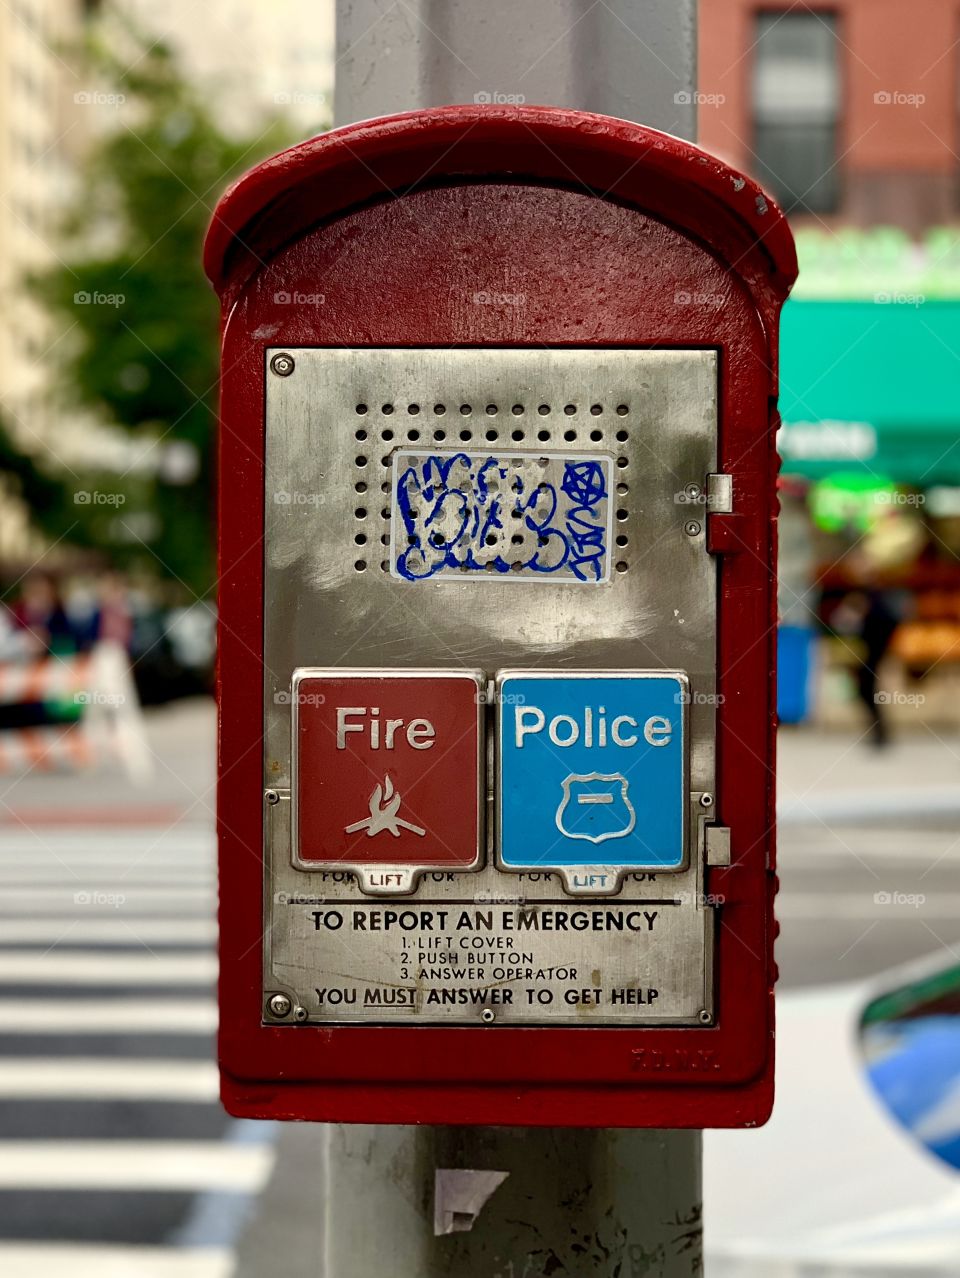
0;415;78;547
30;19;305;596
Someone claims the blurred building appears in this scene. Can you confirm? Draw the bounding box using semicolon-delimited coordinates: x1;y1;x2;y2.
698;2;960;486
0;0;98;564
701;1;960;726
0;0;333;575
700;0;958;230
118;0;334;135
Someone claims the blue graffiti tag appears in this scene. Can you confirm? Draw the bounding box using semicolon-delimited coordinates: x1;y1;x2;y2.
560;460;608;582
394;453;609;582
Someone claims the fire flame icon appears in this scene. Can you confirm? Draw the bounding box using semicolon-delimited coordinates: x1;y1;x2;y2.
344;774;426;839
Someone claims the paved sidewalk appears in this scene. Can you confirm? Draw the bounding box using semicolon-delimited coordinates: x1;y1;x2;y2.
778;724;960;825
0;697;216;828
779;723;960;795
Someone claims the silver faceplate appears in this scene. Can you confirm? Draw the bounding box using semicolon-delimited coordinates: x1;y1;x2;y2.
263;348;719;1027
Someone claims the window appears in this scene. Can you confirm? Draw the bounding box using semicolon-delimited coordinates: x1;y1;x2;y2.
752;11;840;214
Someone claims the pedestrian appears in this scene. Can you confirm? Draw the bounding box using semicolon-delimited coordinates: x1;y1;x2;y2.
1;571;84;730
854;588;900;748
9;570;80;657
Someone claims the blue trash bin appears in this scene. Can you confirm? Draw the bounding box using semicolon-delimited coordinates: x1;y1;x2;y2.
778;625;815;724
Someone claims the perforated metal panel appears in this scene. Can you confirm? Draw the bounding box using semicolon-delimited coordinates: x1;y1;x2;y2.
262;348;719;1026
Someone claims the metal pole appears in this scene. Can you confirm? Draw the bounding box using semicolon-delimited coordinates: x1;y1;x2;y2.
327;1124;702;1276
300;4;703;1276
335;0;697;140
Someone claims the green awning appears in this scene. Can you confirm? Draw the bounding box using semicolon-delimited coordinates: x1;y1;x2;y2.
778;300;960;485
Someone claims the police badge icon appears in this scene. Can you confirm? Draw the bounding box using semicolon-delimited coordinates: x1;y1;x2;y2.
496;670;688;872
555;772;636;844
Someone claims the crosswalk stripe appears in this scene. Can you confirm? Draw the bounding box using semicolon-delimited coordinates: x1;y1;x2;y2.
0;951;216;984
0;1141;273;1191
0;872;213;884
0;813;256;1265
778;786;960;825
0;1058;219;1100
0;918;216;944
0;857;211;870
0;848;210;861
777;891;960;919
0;998;216;1032
0;889;211;911
0;832;214;850
0;1245;232;1278
0;1141;271;1193
0;857;213;874
0;836;211;851
781;829;960;853
0;872;213;886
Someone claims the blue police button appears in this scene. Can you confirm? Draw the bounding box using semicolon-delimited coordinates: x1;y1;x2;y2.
497;671;688;870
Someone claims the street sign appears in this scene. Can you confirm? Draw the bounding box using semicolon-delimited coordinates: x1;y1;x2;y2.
292;669;484;892
497;672;688;885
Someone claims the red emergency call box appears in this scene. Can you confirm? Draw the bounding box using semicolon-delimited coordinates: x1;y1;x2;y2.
205;106;797;1128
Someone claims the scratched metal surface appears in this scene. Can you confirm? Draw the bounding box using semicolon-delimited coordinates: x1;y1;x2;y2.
262;348;718;1025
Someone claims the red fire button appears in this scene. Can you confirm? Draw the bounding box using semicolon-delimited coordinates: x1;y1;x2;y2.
292;668;484;892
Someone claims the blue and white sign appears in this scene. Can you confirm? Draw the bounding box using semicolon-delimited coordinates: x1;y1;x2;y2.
497;671;688;870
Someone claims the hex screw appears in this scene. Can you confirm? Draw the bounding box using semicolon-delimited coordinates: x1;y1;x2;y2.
270;352;295;377
698;1010;713;1025
268;993;292;1018
481;1009;496;1024
699;793;714;809
684;483;702;501
293;1006;308;1022
684;520;702;537
265;789;280;806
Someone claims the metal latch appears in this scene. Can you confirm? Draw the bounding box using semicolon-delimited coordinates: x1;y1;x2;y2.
705;825;731;866
706;473;733;514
